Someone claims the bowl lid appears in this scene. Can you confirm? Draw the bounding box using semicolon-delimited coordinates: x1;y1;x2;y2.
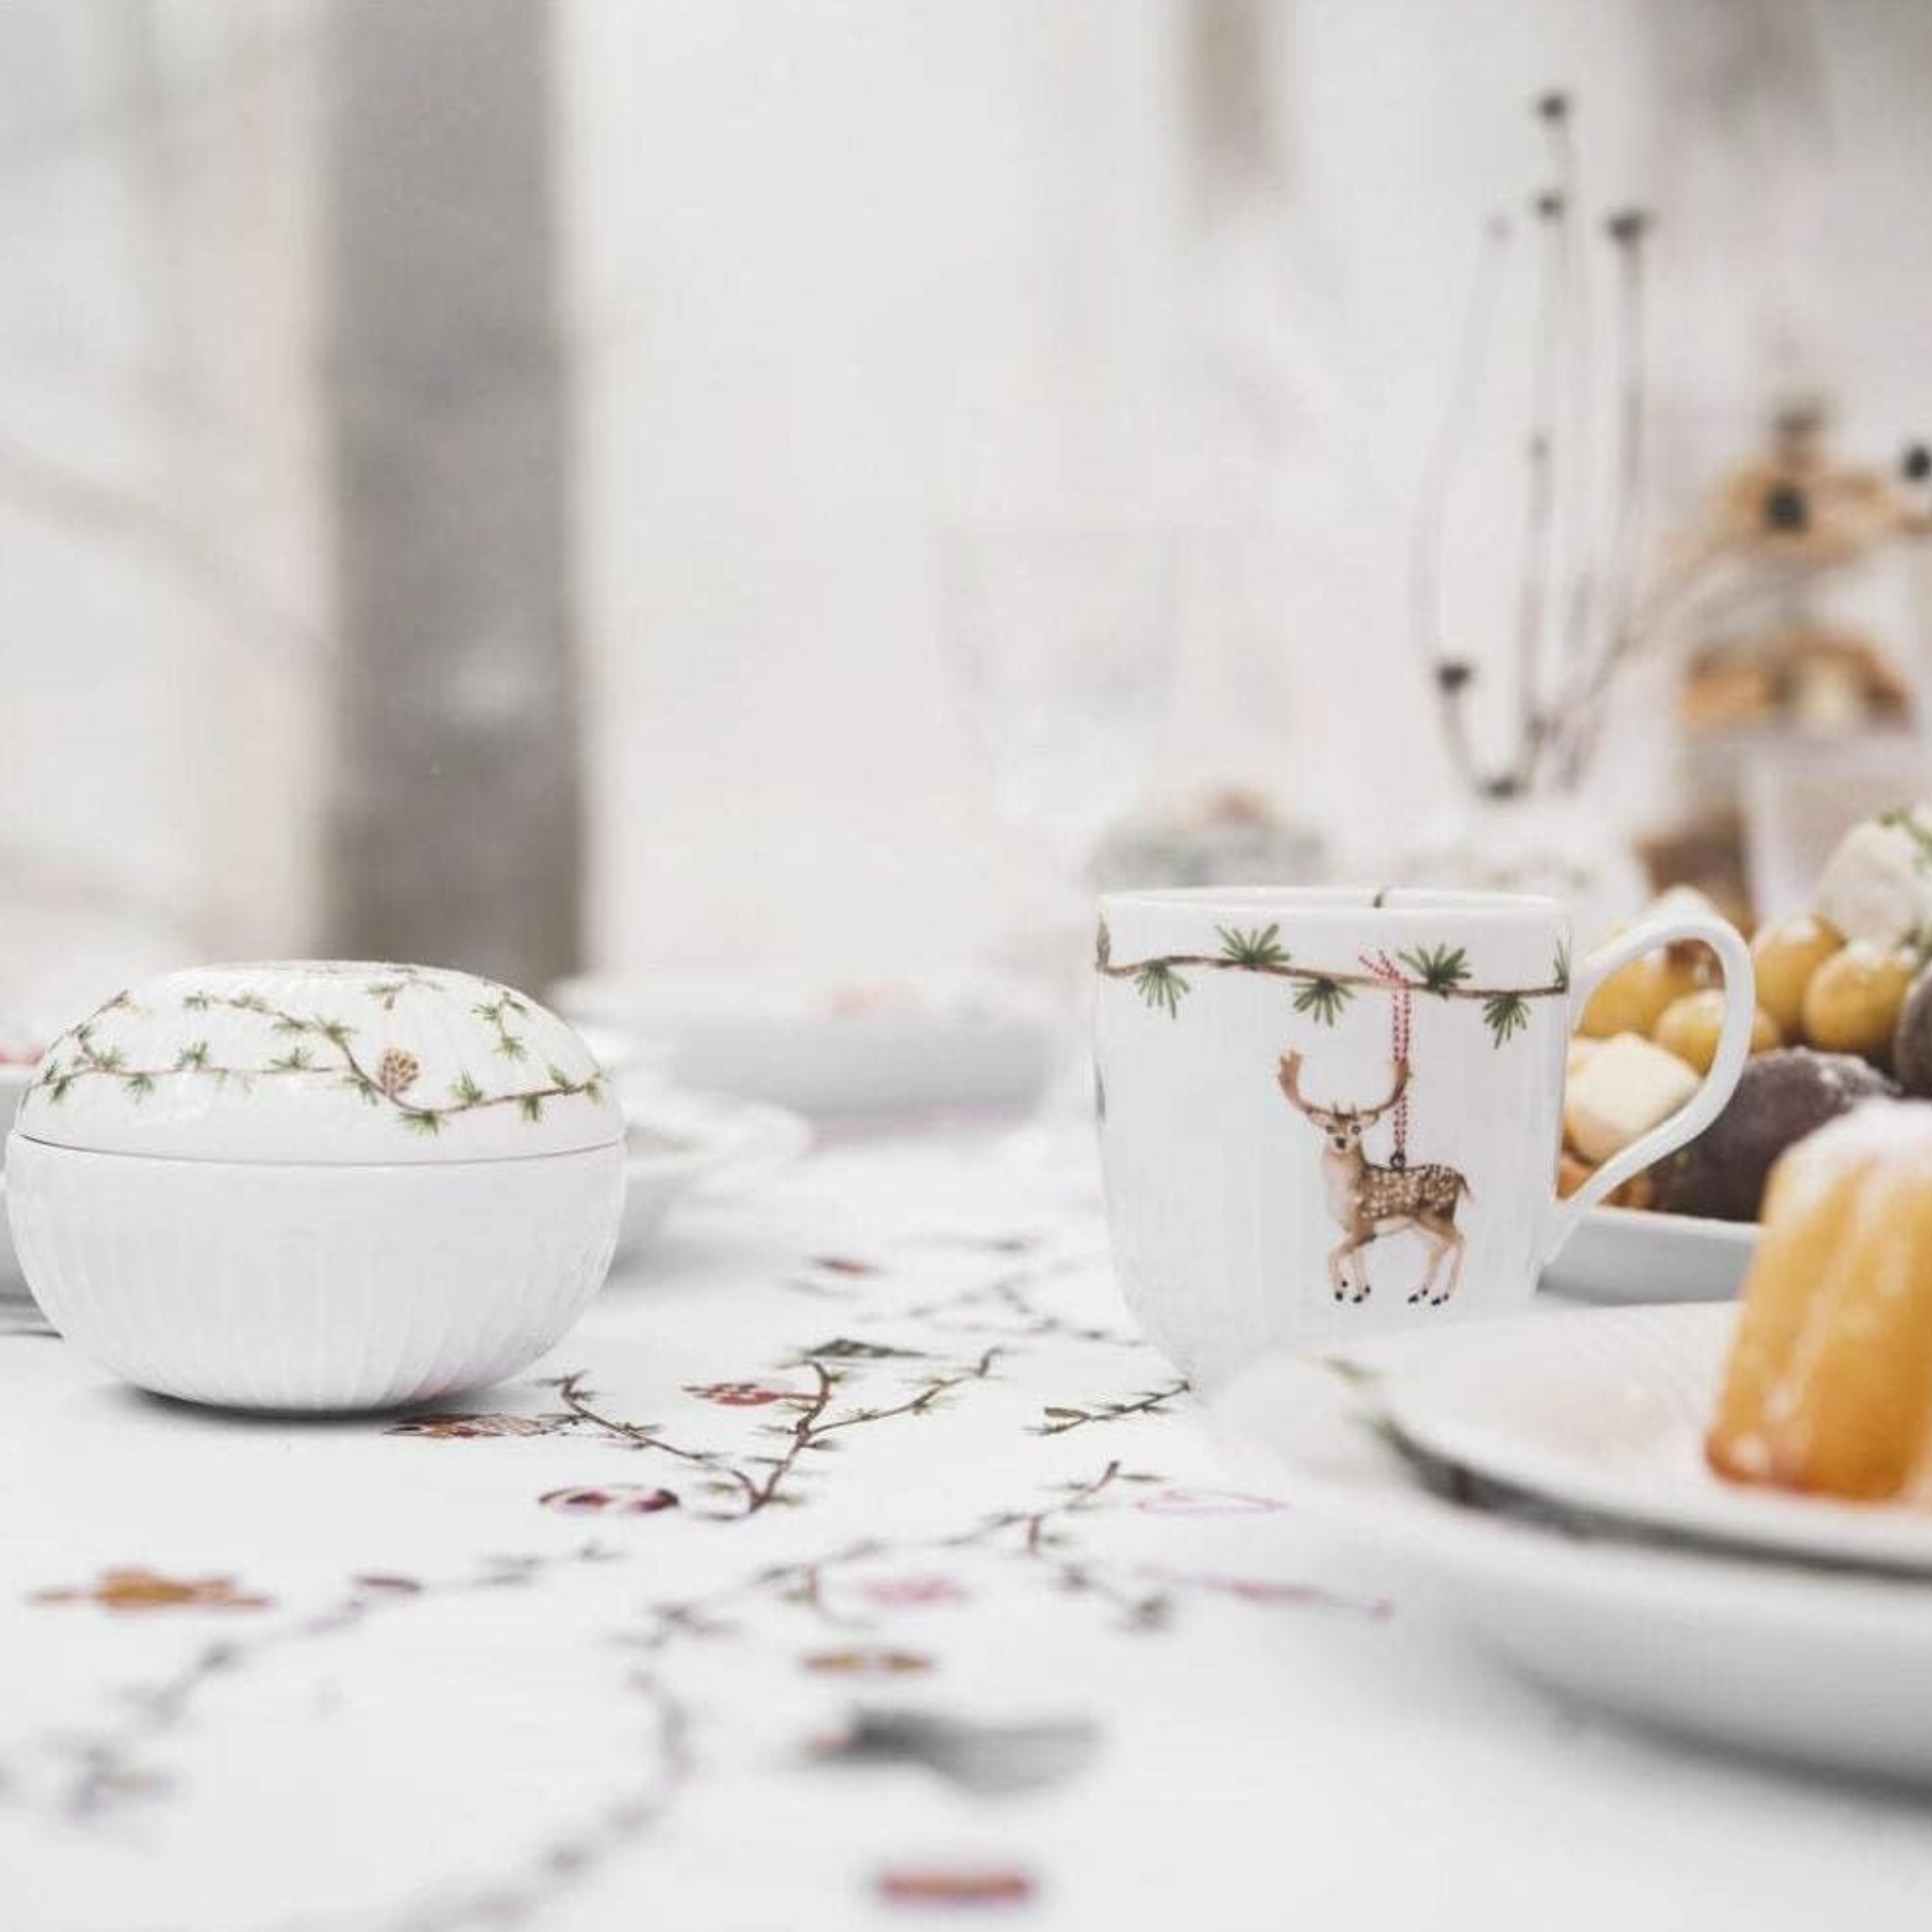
10;962;623;1164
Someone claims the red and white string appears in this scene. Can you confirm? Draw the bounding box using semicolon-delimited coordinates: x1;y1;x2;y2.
1361;950;1411;1166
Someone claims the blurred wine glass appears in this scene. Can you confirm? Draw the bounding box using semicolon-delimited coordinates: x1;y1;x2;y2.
941;525;1179;1137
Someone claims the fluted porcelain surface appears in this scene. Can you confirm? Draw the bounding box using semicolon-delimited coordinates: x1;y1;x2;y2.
5;1137;625;1410
13;961;621;1165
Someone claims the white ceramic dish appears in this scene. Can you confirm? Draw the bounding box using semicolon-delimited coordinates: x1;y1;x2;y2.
0;1059;32;1301
7;962;625;1410
1539;1205;1757;1305
1212;1333;1932;1784
617;1088;812;1259
1380;1302;1932;1574
553;969;1052;1119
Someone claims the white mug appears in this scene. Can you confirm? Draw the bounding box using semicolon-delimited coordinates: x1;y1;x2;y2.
1093;887;1754;1386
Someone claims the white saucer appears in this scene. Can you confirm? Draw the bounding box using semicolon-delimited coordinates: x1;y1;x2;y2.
554;969;1051;1119
616;1087;812;1260
1540;1206;1757;1306
1378;1304;1932;1574
1212;1331;1932;1783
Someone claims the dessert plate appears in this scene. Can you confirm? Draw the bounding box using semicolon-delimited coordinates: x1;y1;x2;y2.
1211;1332;1932;1784
1378;1303;1932;1574
1539;1205;1756;1306
616;1087;812;1260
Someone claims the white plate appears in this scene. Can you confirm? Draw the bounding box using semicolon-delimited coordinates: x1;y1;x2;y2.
1540;1205;1757;1305
0;1061;32;1302
554;970;1051;1119
1381;1303;1932;1574
616;1087;812;1260
1212;1331;1932;1784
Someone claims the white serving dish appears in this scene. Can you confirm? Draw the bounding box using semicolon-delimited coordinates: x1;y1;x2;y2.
5;962;625;1411
1213;1328;1932;1784
1539;1204;1757;1305
1380;1302;1932;1574
552;969;1052;1118
617;1087;811;1260
0;1058;32;1300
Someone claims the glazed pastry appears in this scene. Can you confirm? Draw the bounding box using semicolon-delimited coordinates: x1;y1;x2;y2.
1707;1103;1932;1502
1650;1047;1893;1223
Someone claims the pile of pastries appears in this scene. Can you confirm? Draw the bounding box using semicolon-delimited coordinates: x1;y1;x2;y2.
1562;804;1932;1223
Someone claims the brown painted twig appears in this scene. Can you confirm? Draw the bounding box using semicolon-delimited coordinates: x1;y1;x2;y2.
1037;1381;1190;1438
1096;955;1567;1003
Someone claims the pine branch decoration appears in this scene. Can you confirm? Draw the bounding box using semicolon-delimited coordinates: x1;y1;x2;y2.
1216;924;1289;970
1292;976;1353;1027
1483;991;1530;1046
1397;943;1471;995
1134;962;1189;1017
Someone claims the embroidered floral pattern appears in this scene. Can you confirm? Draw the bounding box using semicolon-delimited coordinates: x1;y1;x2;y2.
32;1569;272;1612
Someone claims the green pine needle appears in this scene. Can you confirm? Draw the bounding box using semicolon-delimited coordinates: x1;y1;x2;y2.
1216;923;1289;970
1134;962;1190;1016
452;1072;485;1105
1398;943;1471;995
1293;976;1353;1026
399;1109;442;1135
1552;941;1572;994
1483;991;1530;1046
520;1093;544;1123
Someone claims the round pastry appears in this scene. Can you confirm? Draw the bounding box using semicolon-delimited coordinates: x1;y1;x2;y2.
1649;1047;1894;1223
1800;942;1914;1060
1576;951;1707;1041
1651;989;1779;1074
1707;1101;1932;1502
1747;913;1843;1038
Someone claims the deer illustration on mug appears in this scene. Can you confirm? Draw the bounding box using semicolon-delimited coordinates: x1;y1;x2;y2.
1275;1051;1470;1307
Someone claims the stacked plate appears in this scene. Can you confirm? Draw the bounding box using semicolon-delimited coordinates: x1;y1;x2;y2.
1212;1302;1932;1785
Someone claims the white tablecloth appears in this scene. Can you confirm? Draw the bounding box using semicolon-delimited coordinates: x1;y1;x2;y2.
3;1131;1928;1931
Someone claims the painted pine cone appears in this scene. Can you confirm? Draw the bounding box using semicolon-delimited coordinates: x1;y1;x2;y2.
375;1048;420;1098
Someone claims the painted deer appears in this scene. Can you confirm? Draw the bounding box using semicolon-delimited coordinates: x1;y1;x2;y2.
1275;1051;1470;1307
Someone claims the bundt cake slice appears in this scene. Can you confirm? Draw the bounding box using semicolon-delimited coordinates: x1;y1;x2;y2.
1707;1102;1932;1503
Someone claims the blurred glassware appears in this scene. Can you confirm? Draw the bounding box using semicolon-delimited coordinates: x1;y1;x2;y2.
1091;786;1326;892
941;526;1179;886
940;525;1179;1138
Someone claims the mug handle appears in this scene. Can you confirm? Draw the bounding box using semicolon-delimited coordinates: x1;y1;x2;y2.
1541;910;1756;1267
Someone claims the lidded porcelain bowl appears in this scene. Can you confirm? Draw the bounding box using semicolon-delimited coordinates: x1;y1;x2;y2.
4;962;626;1411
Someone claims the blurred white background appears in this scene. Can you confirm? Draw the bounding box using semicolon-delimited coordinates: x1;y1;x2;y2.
2;0;1929;1029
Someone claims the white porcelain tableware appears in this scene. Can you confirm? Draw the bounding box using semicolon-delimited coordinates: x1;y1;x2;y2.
1380;1302;1932;1574
0;1058;33;1301
1213;1334;1932;1784
5;962;625;1411
616;1087;813;1260
553;969;1052;1118
1094;887;1753;1386
1538;1204;1757;1305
